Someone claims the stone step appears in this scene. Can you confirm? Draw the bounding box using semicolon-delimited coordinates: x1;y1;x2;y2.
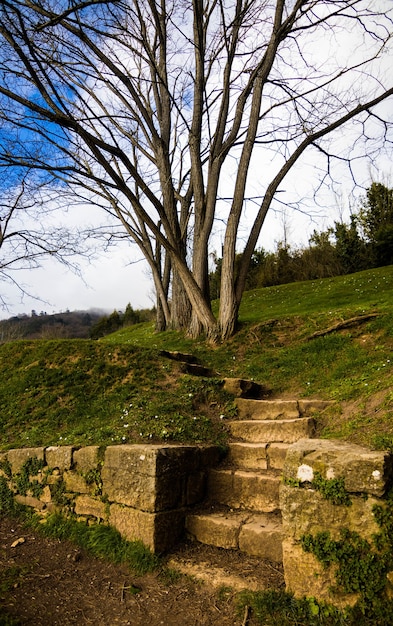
207;468;281;512
235;398;332;420
167;541;284;592
185;510;283;563
227;417;316;443
236;398;300;420
227;442;289;470
222;377;271;399
226;442;269;470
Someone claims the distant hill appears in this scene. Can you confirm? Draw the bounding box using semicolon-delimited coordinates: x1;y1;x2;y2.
0;309;106;341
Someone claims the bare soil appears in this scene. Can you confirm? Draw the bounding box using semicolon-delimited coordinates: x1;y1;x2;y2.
0;517;284;625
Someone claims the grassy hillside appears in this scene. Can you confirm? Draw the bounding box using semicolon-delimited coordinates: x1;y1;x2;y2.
1;265;393;452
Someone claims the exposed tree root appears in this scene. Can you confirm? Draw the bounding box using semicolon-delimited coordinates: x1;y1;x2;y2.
307;313;379;340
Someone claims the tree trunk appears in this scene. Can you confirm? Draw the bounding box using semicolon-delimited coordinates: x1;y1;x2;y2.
218;281;239;341
170;268;192;331
155;299;166;332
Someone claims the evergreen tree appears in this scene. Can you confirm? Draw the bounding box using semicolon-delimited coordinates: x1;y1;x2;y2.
360;183;393;266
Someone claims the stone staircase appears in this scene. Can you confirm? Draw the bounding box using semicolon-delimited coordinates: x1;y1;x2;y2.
183;386;332;567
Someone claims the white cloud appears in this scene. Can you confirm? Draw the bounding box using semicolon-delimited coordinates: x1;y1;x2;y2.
0;248;153;319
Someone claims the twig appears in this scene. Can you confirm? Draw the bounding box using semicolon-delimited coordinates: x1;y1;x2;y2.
242;604;251;626
265;561;285;576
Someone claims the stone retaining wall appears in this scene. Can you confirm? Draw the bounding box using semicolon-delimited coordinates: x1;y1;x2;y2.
0;443;221;553
2;437;393;607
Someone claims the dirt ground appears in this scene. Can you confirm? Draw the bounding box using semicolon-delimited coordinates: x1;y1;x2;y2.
0;517;284;625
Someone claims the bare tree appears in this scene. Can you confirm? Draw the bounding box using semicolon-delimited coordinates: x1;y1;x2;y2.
0;171;89;309
0;1;392;340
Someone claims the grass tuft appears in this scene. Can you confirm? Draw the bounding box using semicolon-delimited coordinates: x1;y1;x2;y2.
31;513;159;575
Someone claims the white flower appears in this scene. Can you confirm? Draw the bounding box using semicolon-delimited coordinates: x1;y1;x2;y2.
297;464;314;483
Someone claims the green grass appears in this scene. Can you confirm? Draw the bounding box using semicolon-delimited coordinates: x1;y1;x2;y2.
1;265;393;451
0;341;231;449
28;513;159;575
237;588;393;626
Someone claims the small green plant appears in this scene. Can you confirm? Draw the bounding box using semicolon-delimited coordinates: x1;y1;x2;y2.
237;589;349;625
13;457;45;497
283;476;301;488
0;477;19;517
312;472;352;506
372;434;393;452
284;472;352;506
50;477;69;507
82;464;103;496
0;459;12;479
158;567;183;585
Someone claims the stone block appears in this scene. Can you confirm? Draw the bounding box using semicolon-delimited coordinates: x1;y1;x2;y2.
235;399;300;420
208;469;280;512
227;443;268;470
284;439;392;497
102;445;163;511
46;470;62;485
75;495;108;520
15;494;46;511
7;448;45;475
63;470;91;494
102;444;206;512
199;445;222;467
154;445;201;475
228;418;316;443
186;471;206;505
109;503;184;553
186;513;243;549
279;483;380;540
268;443;289;469
222;378;267;399
239;515;283;562
282;537;357;608
45;502;61;514
73;446;103;472
39;485;52;504
45;446;74;471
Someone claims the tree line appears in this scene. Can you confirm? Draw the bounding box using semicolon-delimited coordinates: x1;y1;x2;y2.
0;304;154;341
89;304;154;339
210;182;393;295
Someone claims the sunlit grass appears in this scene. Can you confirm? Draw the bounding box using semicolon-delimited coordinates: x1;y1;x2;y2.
1;265;393;451
30;513;159;575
